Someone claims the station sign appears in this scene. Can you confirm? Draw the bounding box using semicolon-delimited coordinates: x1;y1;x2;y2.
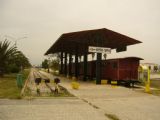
88;46;111;54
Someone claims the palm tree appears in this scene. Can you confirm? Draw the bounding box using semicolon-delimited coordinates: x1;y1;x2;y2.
12;51;31;70
0;40;17;77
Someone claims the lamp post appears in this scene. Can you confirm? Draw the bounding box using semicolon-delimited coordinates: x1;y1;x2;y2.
4;35;27;47
14;36;27;48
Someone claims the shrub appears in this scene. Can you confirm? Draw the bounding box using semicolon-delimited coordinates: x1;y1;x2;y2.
8;64;20;73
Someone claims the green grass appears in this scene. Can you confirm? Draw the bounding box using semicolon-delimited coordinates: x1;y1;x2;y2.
21;69;30;82
0;69;30;99
0;74;22;99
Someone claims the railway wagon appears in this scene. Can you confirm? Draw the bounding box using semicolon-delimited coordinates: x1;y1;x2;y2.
101;57;143;83
71;57;143;84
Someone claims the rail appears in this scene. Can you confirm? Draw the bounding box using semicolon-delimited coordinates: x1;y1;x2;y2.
32;69;55;94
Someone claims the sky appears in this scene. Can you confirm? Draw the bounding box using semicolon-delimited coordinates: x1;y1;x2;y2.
0;0;160;65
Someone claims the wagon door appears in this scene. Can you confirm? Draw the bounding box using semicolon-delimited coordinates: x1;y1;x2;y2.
130;60;139;80
119;59;132;81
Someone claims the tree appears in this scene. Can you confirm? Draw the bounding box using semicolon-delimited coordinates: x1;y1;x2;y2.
0;40;31;76
0;40;17;77
50;59;60;71
8;51;31;72
42;59;49;69
13;51;31;68
154;65;158;72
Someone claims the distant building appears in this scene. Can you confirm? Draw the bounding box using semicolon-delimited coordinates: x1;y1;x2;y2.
140;63;159;72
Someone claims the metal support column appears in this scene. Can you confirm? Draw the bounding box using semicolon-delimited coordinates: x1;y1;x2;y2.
96;34;103;84
83;53;87;81
60;52;63;74
75;50;78;78
64;52;67;76
68;53;72;76
96;53;102;84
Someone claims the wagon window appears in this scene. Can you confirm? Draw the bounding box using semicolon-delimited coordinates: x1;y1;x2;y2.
112;62;117;69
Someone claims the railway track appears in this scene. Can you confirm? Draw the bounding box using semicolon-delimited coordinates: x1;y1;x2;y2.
32;69;55;95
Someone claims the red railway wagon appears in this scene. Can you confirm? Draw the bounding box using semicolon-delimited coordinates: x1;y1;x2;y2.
71;57;143;84
101;57;143;83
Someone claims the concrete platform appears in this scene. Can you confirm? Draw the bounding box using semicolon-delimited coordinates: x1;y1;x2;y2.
0;98;107;120
41;71;160;120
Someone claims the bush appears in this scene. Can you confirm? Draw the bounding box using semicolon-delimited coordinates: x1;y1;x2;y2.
7;64;20;73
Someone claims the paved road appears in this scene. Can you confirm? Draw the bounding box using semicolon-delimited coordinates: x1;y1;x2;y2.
150;73;160;80
0;98;108;120
42;71;160;120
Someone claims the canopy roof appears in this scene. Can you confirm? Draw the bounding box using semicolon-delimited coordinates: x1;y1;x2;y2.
45;28;142;55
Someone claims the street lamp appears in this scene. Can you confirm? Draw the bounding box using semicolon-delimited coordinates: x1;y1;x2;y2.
4;35;27;47
14;36;27;47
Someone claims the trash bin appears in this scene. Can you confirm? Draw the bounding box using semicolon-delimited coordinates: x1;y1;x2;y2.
16;74;23;88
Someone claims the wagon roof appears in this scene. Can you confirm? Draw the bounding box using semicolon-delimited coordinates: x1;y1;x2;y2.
102;57;144;61
89;57;143;62
45;28;142;55
123;57;144;60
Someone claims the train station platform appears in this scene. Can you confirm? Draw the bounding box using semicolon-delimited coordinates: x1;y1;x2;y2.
41;71;160;120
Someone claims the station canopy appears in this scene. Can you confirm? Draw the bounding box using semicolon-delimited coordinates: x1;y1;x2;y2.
45;28;142;55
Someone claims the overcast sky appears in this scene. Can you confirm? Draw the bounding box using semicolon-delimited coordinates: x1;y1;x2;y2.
0;0;160;65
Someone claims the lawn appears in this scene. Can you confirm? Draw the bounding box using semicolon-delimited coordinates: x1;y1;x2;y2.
0;69;30;99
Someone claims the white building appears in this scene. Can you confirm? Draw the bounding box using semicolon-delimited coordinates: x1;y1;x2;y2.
140;63;159;73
